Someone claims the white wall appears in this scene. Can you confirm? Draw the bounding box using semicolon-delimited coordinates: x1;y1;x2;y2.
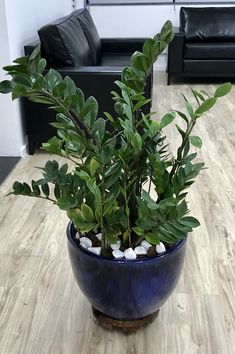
90;4;233;70
0;0;73;156
0;0;19;157
90;4;233;38
90;5;177;38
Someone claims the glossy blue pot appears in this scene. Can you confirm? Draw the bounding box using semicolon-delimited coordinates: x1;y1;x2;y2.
67;222;187;320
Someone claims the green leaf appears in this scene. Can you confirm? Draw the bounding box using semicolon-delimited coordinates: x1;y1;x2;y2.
81;203;94;222
29;44;41;61
54;183;60;200
31;180;40;196
12;181;23;194
214;83;232;98
63;76;77;97
27;95;53;104
52;81;67;97
145;232;160;245
177;200;188;219
41;183;50;198
180;216;200;228
90;157;100;177
130;132;142;153
103;112;114;122
195;97;217;116
80;96;98;128
45;69;62;91
73;222;96;233
189;136;202;149
131;52;150;74
32;76;46;90
0;80;13;94
38;58;47;74
92;118;106;142
57;196;77;210
13;56;28;65
12;84;28;99
42;136;63;155
132;226;145;236
143;38;159;62
134;98;151;111
22;183;31;195
176;110;189;124
160;112;176;128
67;208;84;223
191;88;205;104
176;124;185;138
181;93;194;118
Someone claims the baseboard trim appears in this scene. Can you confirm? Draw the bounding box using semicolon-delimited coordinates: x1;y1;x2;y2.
20;144;27;157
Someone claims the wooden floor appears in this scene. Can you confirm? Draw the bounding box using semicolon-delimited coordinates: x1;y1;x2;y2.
0;73;235;354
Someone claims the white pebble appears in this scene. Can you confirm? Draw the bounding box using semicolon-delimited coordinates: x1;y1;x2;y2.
95;233;102;241
79;237;92;249
110;240;121;250
124;248;137;260
156;242;166;254
112;249;124;259
140;240;152;250
88;247;101;255
75;232;80;239
134;246;147;255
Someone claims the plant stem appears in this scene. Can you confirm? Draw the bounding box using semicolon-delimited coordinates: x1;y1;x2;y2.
123;168;131;247
169;118;196;179
44;91;98;146
35;195;56;203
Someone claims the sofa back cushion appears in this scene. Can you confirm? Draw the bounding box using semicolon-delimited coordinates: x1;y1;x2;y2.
38;13;94;67
180;7;235;42
74;9;102;63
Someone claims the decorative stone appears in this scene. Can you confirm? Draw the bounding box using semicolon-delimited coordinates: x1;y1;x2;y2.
156;242;166;254
88;247;101;256
110;240;121;250
134;246;147;255
75;232;80;239
95;233;102;241
80;236;92;249
140;240;152;250
112;249;124;259
124;248;137;260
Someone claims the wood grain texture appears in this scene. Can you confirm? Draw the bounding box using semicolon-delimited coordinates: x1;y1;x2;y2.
0;73;235;354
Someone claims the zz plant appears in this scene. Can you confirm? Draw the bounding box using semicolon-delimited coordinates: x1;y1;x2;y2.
0;21;232;254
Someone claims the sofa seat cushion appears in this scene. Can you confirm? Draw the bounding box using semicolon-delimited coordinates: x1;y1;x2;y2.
184;59;235;74
180;7;235;42
38;13;93;67
98;53;131;66
73;9;102;64
184;43;235;59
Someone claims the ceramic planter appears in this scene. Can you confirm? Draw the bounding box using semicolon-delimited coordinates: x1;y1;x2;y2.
67;222;186;321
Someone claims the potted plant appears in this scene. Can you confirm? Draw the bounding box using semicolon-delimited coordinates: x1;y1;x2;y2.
0;21;231;331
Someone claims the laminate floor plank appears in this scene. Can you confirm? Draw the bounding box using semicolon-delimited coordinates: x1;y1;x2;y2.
0;72;234;354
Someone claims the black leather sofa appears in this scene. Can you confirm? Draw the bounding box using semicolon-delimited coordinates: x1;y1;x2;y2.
22;9;153;154
168;7;235;84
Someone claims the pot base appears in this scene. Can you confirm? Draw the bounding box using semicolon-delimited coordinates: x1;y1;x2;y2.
92;306;159;333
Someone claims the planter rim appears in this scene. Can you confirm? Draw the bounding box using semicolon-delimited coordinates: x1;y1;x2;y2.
66;221;187;264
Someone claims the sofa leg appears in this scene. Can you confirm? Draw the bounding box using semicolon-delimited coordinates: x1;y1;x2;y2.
167;74;171;86
28;137;35;155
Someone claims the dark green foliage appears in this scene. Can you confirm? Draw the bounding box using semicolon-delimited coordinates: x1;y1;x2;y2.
0;22;232;251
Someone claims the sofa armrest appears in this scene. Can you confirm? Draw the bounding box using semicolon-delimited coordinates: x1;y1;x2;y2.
101;38;148;53
168;31;185;74
24;42;40;56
